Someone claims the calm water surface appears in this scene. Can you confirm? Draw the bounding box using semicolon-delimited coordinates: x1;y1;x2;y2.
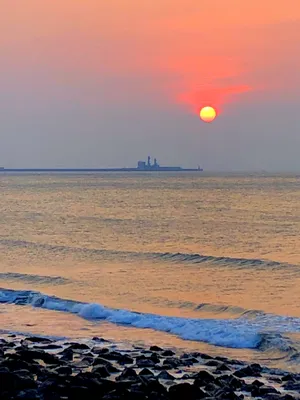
0;173;299;371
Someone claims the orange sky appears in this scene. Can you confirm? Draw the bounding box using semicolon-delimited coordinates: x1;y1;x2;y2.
1;0;300;113
1;1;300;170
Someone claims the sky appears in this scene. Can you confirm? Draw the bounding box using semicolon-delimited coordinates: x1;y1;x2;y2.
1;1;300;171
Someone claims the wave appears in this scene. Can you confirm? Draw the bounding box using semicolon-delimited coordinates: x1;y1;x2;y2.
1;288;300;351
0;238;289;268
195;303;262;318
0;272;70;285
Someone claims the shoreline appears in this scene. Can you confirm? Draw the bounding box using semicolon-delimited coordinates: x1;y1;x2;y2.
0;334;299;399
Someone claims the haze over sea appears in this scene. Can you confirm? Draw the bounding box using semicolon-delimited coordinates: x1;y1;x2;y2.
1;172;300;372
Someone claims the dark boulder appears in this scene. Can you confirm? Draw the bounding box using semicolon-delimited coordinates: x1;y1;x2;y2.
216;374;243;390
282;382;300;391
233;364;262;378
0;370;37;393
98;351;123;361
33;344;62;350
66;386;90;400
157;370;175;380
53;365;72;375
2;358;32;372
92;366;111;378
66;342;90;350
194;370;216;386
17;349;62;365
136;357;156;368
118;354;134;365
215;363;231;373
116;367;138;381
59;348;73;361
251;385;279;396
92;337;110;343
150;346;163;352
206;359;222;367
162;350;175;357
139;368;155;377
214;388;241;399
23;337;52;344
162;357;181;368
169;383;206;399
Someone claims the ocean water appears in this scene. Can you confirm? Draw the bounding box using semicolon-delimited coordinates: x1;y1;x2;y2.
0;172;300;371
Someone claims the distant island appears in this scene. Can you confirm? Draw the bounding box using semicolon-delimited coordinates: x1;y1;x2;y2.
0;157;203;172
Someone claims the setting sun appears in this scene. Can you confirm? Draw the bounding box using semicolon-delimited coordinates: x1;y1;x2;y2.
200;106;217;123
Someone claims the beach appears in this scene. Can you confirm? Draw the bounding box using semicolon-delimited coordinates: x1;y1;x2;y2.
1;333;300;399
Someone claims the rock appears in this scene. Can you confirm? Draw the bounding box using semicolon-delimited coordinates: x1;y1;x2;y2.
162;357;181;368
0;370;37;392
67;386;90;400
233;364;262;378
206;360;222;367
216;363;231;373
116;367;138;381
216;375;243;390
162;350;175;356
280;395;297;400
196;353;214;360
136;357;156;368
148;393;169;400
169;383;206;399
6;342;17;349
92;347;110;354
157;370;175;380
24;337;52;344
251;379;264;387
139;368;155;377
194;370;216;386
98;351;123;361
66;343;90;350
59;348;74;361
69;372;115;395
215;356;230;363
281;373;296;382
33;344;62;350
150;353;161;364
93;357;112;366
205;382;221;395
13;369;34;379
145;380;168;396
93;358;120;373
251;385;280;396
15;389;40;399
17;349;62;365
73;356;94;368
282;382;300;391
54;365;72;375
92;366;111;378
92;337;110;342
150;346;163;352
118;354;134;365
1;358;32;372
214;388;241;399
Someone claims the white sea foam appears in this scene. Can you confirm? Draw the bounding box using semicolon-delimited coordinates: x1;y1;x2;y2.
1;288;300;350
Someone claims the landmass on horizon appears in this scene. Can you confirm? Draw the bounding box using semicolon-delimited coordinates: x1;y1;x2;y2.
0;156;203;172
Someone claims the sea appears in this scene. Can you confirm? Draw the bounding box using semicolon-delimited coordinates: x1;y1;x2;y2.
0;172;300;372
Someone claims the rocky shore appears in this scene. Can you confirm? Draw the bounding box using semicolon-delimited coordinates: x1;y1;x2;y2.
0;335;299;400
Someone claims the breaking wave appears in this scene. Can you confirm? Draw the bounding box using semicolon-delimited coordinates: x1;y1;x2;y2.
1;288;300;351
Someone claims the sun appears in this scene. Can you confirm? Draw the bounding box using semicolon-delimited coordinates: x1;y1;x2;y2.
199;106;217;123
